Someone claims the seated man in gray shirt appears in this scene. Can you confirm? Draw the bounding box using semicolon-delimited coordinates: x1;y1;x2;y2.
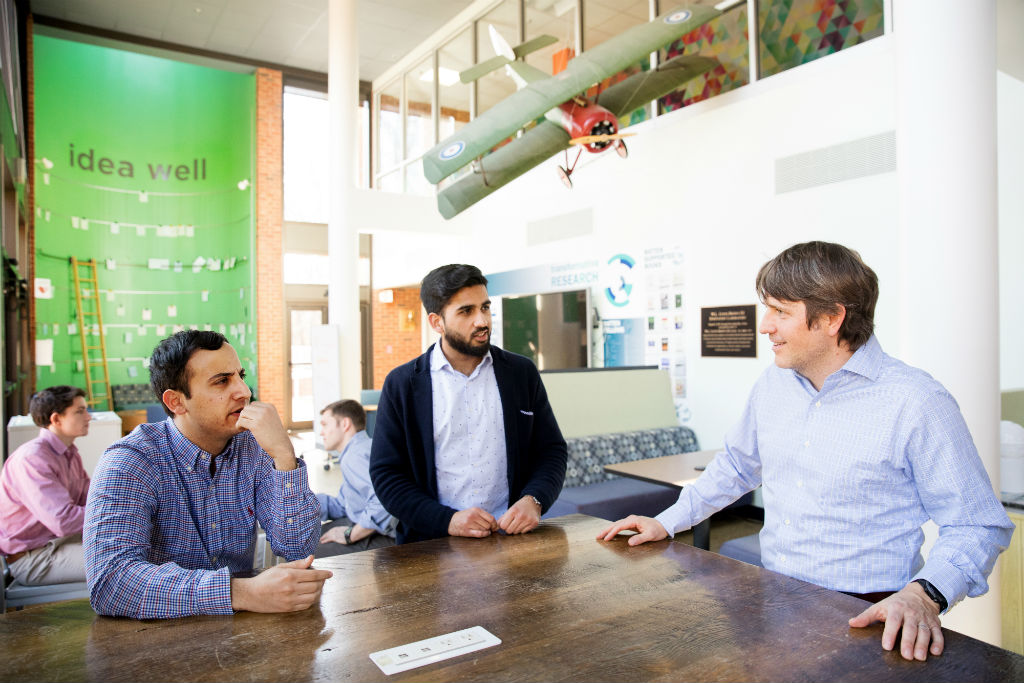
316;400;395;557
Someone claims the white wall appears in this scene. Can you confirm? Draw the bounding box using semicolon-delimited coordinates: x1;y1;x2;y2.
999;69;1024;391
429;36;901;449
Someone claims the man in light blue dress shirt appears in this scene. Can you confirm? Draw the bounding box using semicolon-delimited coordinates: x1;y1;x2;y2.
315;400;395;556
598;241;1013;662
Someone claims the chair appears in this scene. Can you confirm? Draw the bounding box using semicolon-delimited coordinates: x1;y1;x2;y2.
360;390;382;437
1;554;90;611
718;533;763;567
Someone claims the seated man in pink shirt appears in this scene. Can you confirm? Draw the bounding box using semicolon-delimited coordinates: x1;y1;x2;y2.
0;385;91;585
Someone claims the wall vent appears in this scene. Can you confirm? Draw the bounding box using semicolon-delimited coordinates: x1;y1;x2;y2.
527;208;593;246
775;130;896;194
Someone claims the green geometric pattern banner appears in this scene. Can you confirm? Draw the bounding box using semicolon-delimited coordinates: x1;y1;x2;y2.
33;34;256;401
759;0;884;78
660;6;750;112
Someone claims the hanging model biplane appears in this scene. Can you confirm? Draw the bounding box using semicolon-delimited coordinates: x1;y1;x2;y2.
422;4;727;219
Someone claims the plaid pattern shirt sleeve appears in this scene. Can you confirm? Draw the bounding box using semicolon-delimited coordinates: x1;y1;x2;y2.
84;420;320;619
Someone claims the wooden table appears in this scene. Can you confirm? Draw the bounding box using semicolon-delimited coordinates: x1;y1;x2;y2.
605;449;718;549
2;514;1021;682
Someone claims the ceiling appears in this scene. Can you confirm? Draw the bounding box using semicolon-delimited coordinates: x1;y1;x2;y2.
28;0;477;82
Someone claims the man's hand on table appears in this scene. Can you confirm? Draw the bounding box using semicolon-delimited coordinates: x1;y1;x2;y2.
236;401;297;471
497;495;541;534
596;515;669;545
448;507;499;538
320;523;373;545
230;555;333;613
848;581;944;661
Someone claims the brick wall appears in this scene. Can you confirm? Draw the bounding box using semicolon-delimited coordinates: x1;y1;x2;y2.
255;68;285;416
26;16;35;394
372;287;423;388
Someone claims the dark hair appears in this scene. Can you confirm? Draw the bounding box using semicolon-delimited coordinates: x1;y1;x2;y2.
756;241;878;352
321;399;367;431
420;264;488;315
149;330;229;416
30;385;86;427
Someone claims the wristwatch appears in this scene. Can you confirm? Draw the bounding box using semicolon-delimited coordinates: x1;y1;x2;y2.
344;526;353;544
914;579;947;612
528;495;542;511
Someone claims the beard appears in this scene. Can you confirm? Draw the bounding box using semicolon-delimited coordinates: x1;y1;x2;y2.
444;326;491;358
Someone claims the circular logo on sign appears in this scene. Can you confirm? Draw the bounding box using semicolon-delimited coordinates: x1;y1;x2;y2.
664;10;692;24
439;141;465;161
604;253;636;308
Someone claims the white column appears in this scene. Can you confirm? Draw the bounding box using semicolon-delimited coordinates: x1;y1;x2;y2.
328;0;362;401
896;1;1001;645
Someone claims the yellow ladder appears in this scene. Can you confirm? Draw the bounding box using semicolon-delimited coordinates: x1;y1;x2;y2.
70;257;112;410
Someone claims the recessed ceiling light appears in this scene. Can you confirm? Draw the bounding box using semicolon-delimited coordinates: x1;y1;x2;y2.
194;7;203;13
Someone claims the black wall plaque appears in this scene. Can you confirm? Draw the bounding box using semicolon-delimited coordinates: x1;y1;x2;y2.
701;305;757;358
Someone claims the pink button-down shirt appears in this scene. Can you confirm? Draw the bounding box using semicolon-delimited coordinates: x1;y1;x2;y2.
0;428;90;554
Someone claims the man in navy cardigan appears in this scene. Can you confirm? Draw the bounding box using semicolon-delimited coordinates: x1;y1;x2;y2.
370;264;568;545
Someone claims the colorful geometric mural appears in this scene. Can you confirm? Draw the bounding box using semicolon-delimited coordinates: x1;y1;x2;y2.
659;6;750;113
759;0;884;78
656;0;883;114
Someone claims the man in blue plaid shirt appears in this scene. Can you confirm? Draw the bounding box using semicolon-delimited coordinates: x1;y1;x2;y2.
599;241;1012;662
84;330;331;618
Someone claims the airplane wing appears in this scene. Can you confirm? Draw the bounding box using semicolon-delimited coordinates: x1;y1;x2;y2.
596;55;719;119
422;5;720;185
436;121;571;220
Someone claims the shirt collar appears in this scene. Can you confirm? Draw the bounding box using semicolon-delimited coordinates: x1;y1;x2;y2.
838;334;884;382
430;341;493;377
166;417;236;469
37;428;73;458
341;430;369;458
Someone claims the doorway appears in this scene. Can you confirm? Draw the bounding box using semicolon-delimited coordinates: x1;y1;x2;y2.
287;305;327;429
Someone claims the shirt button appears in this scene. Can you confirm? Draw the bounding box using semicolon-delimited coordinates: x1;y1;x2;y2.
287;517;294;524
797;481;803;488
804;441;810;448
815;401;822;408
285;482;292;489
203;454;208;460
780;555;787;563
211;557;217;564
186;466;193;472
785;519;791;525
209;485;214;492
210;522;217;529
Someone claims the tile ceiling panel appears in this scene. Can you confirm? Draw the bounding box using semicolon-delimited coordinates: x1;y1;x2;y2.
30;0;475;81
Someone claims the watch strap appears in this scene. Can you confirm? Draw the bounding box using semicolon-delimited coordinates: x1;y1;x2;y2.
914;578;947;612
344;526;353;544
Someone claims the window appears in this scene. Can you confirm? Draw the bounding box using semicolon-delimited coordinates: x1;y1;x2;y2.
283;89;329;223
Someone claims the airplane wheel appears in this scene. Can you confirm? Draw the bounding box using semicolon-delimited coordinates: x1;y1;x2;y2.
557;165;573;189
616;140;628;159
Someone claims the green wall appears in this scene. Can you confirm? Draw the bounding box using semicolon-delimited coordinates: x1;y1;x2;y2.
33;35;256;405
